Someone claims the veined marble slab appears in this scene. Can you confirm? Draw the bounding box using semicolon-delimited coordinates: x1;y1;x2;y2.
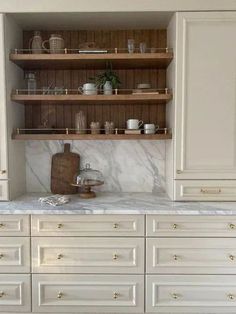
1;192;236;215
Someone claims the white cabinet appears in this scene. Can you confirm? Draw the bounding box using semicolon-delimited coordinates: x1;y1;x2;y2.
174;12;236;180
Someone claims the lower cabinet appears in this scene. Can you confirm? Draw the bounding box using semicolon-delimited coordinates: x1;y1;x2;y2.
32;274;144;313
0;181;8;201
0;274;31;312
146;275;236;313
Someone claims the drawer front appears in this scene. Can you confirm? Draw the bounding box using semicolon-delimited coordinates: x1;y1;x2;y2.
0;181;8;201
175;180;236;201
32;237;144;273
0;274;31;312
31;215;144;236
147;238;236;274
0;237;30;273
146;275;236;313
0;215;30;236
32;274;144;313
147;215;236;237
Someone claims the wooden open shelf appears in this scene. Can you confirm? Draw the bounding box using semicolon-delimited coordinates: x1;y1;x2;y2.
11;92;172;104
10;52;173;70
12;133;172;141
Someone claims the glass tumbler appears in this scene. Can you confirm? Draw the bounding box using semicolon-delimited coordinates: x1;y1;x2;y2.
127;39;135;53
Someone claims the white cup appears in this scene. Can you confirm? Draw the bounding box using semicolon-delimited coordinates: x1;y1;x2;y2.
144;123;159;134
127;119;143;130
78;83;97;95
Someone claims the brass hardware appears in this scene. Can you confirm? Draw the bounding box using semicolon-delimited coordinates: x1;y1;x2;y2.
0;291;5;298
64;48;68;54
176;170;182;174
66;128;69;135
113;253;118;260
113;292;119;299
113;223;119;229
171;293;179;300
173;254;178;261
0;254;4;259
57;292;63;299
228;294;234;300
57;254;63;260
229;254;235;261
115;48;118;54
172;224;178;229
0;223;4;228
200;188;221;194
229;224;236;230
57;223;63;229
0;170;6;175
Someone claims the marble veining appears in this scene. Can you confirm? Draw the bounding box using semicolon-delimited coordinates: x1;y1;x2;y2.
1;192;236;215
25;140;166;193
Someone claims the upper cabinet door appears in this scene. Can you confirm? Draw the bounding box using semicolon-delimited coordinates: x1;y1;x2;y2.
175;12;236;179
0;14;8;180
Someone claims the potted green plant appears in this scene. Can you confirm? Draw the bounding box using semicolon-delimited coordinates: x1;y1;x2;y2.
90;62;121;95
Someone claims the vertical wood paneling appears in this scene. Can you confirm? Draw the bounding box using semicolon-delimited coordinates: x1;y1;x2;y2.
24;29;167;130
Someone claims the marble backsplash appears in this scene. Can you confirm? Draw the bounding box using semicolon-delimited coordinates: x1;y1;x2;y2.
25;140;166;193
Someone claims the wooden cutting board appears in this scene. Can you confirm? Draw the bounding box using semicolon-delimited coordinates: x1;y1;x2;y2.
51;143;80;194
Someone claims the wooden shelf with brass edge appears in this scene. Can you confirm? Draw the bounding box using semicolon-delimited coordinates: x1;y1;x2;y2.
11;93;172;104
12;133;172;141
9;52;173;70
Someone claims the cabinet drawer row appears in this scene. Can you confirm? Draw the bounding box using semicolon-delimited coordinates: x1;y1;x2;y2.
3;215;236;237
3;274;236;313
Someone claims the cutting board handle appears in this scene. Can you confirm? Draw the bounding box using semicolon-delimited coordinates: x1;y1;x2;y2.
64;143;70;153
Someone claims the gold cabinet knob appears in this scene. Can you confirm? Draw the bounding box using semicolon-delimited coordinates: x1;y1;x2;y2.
57;254;63;260
113;223;119;229
57;223;63;229
0;291;5;298
113;292;119;299
0;224;4;228
229;254;235;261
173;254;179;261
57;292;63;299
176;170;182;174
228;294;234;300
172;224;178;229
229;224;236;230
0;254;4;259
171;293;180;300
0;170;6;175
113;253;118;260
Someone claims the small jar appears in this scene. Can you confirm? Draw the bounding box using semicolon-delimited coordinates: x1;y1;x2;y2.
104;121;114;134
90;122;100;134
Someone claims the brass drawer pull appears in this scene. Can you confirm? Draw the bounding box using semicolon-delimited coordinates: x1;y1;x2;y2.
228;294;235;300
113;253;118;260
0;224;5;228
0;254;4;259
113;292;119;299
57;223;63;229
200;188;221;194
57;254;63;260
172;224;178;229
171;293;180;300
0;170;6;175
229;223;236;230
0;291;5;298
57;292;63;299
113;223;119;229
173;254;179;261
229;254;235;261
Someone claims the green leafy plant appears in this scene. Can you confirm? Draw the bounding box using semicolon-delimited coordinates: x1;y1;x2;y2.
90;62;121;89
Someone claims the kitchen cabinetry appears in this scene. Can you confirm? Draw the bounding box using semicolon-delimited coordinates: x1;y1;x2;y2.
166;12;236;200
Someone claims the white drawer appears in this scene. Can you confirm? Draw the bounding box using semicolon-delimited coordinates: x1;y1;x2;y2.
0;215;30;236
0;274;31;312
146;275;236;313
0;237;30;273
175;180;236;201
146;215;236;237
31;215;144;237
146;238;236;274
32;274;144;313
0;181;9;201
32;237;144;274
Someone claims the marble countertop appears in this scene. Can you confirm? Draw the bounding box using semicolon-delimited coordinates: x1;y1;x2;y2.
1;192;236;215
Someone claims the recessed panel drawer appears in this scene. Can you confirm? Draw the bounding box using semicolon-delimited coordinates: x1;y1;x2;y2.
146;275;236;313
0;237;30;273
0;215;29;236
32;274;144;313
0;274;31;312
32;237;144;273
146;215;236;237
146;238;236;274
31;215;144;236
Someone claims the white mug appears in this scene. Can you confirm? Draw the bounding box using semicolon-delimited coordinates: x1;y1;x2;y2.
144;123;159;134
78;83;97;95
127;119;143;130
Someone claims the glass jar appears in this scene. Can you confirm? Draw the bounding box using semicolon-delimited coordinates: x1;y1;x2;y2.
25;72;37;95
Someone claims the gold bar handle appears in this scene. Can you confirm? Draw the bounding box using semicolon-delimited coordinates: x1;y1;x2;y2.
200;188;221;194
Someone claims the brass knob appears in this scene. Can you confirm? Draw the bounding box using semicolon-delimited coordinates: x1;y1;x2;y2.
113;223;119;229
57;254;63;260
229;255;235;261
0;254;4;259
171;293;179;300
57;292;63;299
113;253;118;260
172;224;178;229
0;291;5;298
0;170;6;175
173;254;178;261
57;223;63;229
0;223;4;228
228;294;234;300
229;224;236;230
113;292;119;299
176;170;182;174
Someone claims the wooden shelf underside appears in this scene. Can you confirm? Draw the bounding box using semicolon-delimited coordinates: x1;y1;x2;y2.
11;93;172;104
12;133;172;141
10;52;173;69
